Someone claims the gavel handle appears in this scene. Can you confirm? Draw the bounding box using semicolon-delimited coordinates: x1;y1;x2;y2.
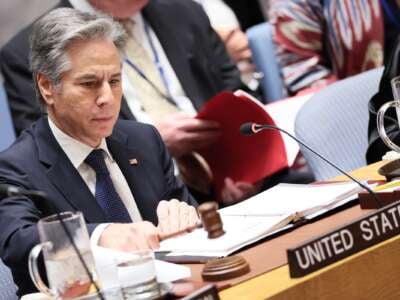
158;221;202;241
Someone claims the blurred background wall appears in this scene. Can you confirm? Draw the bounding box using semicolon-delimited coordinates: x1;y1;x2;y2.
0;0;57;48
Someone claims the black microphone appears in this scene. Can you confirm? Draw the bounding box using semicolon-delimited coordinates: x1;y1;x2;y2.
0;184;104;299
240;122;382;208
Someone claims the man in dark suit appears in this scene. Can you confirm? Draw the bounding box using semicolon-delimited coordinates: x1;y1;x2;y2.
223;0;265;31
1;0;258;203
0;8;198;296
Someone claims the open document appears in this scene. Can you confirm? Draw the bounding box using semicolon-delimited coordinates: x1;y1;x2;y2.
158;182;365;258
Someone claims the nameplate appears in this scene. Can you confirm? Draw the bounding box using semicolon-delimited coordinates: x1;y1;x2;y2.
287;200;400;277
181;284;220;300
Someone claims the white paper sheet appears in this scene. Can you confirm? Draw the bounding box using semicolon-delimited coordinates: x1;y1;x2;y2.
219;182;363;217
158;214;292;257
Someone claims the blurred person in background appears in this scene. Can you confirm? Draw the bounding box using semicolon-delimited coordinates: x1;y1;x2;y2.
269;0;384;95
195;0;264;90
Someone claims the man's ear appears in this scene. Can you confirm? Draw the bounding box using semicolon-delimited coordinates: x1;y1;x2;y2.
37;73;56;106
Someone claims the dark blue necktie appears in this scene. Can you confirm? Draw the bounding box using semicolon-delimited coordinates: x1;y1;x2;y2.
85;149;132;223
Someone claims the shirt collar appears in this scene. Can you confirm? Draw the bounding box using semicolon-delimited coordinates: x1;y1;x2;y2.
48;118;114;169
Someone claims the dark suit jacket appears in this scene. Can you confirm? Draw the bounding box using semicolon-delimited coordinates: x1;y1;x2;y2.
367;34;400;163
223;0;265;31
0;0;242;135
0;117;196;296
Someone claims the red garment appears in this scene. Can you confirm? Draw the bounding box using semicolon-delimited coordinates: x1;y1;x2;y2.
269;0;384;94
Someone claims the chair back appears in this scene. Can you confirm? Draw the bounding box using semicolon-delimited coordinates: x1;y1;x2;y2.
0;259;17;300
247;22;286;103
295;67;384;180
0;81;16;152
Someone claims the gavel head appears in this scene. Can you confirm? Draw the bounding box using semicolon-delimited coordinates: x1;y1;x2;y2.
198;202;225;239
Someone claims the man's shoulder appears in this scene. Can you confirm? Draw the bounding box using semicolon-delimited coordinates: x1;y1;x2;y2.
146;0;204;18
0;25;32;61
155;0;201;9
112;120;164;153
0;126;37;169
115;119;155;133
114;120;159;141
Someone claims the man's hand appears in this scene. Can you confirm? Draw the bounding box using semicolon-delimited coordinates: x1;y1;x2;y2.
98;222;160;251
221;177;262;205
155;113;220;157
217;28;252;64
157;199;199;236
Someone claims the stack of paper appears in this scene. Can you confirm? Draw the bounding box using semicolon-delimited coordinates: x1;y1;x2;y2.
158;182;364;257
220;182;363;219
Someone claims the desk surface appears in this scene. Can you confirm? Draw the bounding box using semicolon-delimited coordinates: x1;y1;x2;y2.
184;161;388;299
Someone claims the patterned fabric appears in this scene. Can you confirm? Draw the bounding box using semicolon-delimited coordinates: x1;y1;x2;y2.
269;0;384;94
85;150;132;223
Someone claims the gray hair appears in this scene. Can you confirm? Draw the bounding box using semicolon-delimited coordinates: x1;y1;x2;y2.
30;7;127;104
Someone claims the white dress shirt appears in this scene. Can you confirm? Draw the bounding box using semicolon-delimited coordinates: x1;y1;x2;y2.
48;118;143;244
194;0;240;29
69;0;197;124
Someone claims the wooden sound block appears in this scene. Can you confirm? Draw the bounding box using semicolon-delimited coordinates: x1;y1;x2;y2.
378;159;400;181
201;255;250;281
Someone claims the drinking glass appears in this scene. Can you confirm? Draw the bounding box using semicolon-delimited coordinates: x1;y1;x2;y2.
115;250;161;300
28;212;97;299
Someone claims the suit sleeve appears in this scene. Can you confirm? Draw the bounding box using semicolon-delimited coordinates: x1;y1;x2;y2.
366;35;400;163
190;1;243;92
207;13;243;91
0;176;101;295
0;36;42;135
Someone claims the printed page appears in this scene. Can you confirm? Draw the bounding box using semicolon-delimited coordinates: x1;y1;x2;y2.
220;182;363;217
158;214;292;257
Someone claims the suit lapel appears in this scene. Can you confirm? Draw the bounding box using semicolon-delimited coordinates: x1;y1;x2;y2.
106;129;158;224
36;118;106;223
143;3;202;108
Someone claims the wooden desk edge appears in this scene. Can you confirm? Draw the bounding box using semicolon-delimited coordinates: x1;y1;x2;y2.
219;160;393;300
220;233;400;299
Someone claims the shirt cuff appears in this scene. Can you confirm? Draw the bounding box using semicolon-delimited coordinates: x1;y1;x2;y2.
90;223;112;248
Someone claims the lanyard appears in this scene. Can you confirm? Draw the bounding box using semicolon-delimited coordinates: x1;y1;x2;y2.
123;21;174;103
143;21;171;96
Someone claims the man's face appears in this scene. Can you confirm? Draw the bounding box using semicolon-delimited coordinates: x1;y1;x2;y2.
39;38;122;147
89;0;149;19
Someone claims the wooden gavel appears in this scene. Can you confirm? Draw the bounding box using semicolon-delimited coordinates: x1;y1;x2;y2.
159;201;225;241
158;202;250;282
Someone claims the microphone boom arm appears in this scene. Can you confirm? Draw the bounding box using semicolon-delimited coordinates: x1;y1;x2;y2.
244;123;382;208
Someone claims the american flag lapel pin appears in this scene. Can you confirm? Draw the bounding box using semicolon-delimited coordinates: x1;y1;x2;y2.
129;158;139;166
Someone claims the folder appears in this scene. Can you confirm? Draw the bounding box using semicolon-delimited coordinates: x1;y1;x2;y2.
196;90;312;199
